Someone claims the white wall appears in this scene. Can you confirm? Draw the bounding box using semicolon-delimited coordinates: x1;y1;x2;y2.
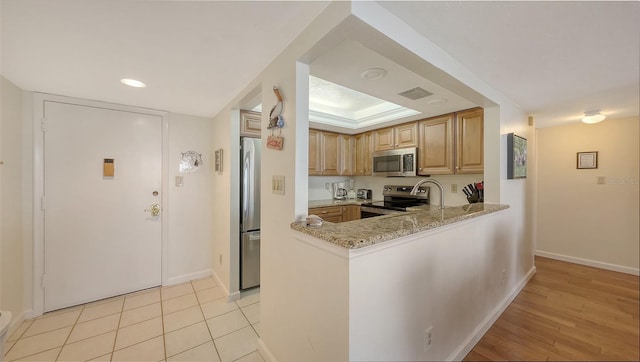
209;107;239;297
256;4;350;361
19;93;216;317
166;112;216;284
1;76;24;332
213;1;535;360
349;210;531;361
536;117;639;274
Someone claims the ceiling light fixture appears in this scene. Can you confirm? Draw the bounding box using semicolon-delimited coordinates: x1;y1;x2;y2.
360;68;387;81
426;98;447;105
582;110;605;124
120;78;146;88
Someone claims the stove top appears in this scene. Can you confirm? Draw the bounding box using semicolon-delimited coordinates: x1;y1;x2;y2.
360;184;431;211
360;200;425;211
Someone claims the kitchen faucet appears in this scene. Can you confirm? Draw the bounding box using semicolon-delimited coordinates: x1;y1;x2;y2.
410;178;445;210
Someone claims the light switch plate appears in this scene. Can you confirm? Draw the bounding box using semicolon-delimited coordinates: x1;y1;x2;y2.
175;176;184;187
597;176;606;185
272;175;285;195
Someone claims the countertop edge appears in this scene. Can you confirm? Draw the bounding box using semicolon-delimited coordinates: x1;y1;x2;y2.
291;203;510;249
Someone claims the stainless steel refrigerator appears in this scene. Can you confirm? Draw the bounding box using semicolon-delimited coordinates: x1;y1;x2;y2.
240;137;261;290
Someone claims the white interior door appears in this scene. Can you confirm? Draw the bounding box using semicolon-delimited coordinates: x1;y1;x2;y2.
43;101;162;311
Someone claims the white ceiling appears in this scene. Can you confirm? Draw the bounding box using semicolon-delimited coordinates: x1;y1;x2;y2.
1;1;638;128
0;0;330;118
378;1;640;127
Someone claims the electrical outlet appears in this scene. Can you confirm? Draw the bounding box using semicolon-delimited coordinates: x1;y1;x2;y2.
451;184;457;193
424;327;433;351
597;176;606;184
501;269;507;286
325;182;330;190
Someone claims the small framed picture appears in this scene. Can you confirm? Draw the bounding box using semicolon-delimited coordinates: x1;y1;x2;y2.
507;133;527;179
577;151;598;169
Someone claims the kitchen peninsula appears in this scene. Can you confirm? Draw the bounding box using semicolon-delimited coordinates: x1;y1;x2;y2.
289;202;524;361
293;203;508;249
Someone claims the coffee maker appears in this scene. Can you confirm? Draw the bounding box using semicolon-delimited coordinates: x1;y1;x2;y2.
332;182;347;200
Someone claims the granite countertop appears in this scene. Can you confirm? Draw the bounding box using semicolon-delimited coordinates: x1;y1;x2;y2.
308;199;372;208
291;203;509;249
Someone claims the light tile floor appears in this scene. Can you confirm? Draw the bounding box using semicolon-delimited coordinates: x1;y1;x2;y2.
4;277;263;362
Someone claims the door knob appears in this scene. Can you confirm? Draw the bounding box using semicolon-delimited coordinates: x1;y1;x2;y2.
145;203;160;216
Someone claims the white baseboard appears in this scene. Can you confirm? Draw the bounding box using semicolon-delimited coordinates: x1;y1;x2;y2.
227;291;241;302
5;311;25;341
23;309;36;320
448;266;537;361
211;269;238;302
165;269;213;286
536;250;640;276
258;338;277;362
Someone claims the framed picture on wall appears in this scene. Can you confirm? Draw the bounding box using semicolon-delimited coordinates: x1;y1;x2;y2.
507;133;527;179
577;151;598;169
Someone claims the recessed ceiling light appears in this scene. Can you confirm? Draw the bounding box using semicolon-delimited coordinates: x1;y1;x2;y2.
426;98;447;105
582;110;605;124
120;78;146;88
360;68;387;81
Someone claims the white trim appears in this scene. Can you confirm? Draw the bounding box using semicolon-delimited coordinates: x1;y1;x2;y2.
165;269;213;286
448;265;537;361
4;311;25;343
23;309;36;320
536;250;640;276
257;338;277;362
227;291;241;302
211;269;241;302
161;111;170;286
31;93;169;316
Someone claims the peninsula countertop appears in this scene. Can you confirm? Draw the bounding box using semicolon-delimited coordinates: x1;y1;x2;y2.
291;203;509;249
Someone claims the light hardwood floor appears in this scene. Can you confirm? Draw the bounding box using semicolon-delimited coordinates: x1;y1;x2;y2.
465;256;639;361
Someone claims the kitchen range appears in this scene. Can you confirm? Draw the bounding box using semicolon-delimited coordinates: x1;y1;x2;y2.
360;184;430;218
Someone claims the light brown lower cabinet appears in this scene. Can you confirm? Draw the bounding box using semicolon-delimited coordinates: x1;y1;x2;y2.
342;205;361;221
308;205;361;223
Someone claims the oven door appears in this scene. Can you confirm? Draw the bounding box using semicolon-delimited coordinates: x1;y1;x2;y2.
360;206;404;219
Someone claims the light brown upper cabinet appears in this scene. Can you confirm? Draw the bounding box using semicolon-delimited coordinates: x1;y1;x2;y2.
240;110;261;138
309;129;343;176
417;108;484;175
338;134;355;176
354;131;373;176
309;129;322;176
418;114;454;175
373;122;418;151
320;131;340;176
455;108;484;174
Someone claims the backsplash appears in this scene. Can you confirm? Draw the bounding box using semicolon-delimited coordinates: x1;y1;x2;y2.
309;174;484;207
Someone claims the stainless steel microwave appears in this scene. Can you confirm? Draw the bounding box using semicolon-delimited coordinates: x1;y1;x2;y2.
372;147;417;177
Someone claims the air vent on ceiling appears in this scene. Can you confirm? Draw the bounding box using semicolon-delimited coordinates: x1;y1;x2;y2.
398;87;433;100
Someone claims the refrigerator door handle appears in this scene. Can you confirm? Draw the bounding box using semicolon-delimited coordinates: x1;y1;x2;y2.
242;150;251;228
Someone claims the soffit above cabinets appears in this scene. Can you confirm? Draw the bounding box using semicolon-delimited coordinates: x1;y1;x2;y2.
308;39;477;132
308;76;420;130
